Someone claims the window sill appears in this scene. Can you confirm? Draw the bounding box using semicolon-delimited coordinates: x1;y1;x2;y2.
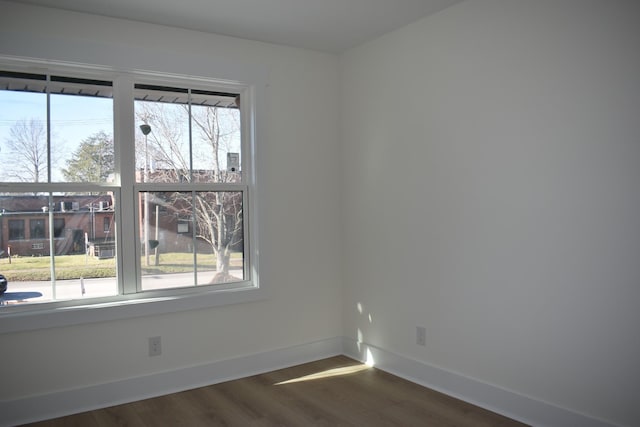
0;284;267;334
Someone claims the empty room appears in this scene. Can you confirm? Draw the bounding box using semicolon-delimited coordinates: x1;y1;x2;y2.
0;1;638;426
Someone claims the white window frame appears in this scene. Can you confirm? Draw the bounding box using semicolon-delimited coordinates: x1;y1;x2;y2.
0;58;263;334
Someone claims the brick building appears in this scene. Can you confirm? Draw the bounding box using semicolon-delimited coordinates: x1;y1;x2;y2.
0;195;114;257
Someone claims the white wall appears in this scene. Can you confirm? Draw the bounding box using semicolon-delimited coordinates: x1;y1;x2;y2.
341;1;640;426
0;0;342;402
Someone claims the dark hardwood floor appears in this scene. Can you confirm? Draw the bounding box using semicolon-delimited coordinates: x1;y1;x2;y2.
24;355;528;426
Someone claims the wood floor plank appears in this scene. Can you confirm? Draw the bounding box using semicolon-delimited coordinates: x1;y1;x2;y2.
23;356;529;427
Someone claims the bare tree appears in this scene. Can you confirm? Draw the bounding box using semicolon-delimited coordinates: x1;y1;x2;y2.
2;119;48;182
137;102;243;283
190;105;243;283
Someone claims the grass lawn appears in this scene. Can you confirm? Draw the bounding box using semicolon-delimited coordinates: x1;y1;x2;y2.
0;252;242;281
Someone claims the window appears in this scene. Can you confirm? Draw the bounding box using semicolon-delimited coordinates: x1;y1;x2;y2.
0;61;256;318
0;69;118;301
8;219;25;240
53;218;65;238
134;84;246;290
30;219;45;239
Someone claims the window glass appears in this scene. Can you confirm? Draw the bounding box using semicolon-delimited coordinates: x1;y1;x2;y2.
30;219;45;239
51;192;117;298
53;218;65;238
138;190;244;290
8;219;25;240
0;72;114;184
0;82;47;182
191;101;242;184
50;79;114;183
0;192;118;302
134;85;241;184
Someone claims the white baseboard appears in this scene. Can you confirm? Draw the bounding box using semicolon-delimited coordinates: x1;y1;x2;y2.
2;336;620;427
342;337;619;427
1;337;343;427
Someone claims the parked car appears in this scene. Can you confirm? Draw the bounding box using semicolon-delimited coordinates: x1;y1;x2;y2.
0;274;7;295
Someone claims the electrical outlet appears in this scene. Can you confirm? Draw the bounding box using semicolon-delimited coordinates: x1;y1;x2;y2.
149;336;162;356
416;327;426;346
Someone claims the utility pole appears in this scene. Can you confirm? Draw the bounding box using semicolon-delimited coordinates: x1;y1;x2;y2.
140;124;152;266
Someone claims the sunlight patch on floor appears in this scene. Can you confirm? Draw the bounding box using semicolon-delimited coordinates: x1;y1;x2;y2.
274;364;371;385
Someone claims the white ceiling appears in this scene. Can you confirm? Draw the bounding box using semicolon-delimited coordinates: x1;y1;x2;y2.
7;0;463;53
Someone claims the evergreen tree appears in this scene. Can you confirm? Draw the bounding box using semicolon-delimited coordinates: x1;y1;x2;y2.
63;131;114;182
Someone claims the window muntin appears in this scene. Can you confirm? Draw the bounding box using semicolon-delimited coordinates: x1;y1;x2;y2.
0;65;254;311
